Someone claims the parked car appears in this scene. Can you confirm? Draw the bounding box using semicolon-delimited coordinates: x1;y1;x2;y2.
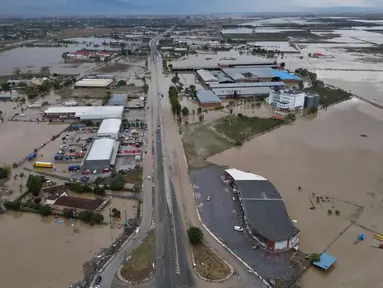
234;226;243;232
82;170;90;175
80;176;90;182
94;275;102;286
102;168;110;173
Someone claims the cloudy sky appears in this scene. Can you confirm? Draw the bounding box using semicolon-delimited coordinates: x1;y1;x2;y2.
1;0;382;15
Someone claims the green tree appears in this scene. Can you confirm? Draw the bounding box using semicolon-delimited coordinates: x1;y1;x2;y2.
0;165;11;179
298;81;304;90
187;226;203;244
95;55;101;62
117;80;127;86
27;174;43;196
310;253;321;263
110;174;126;190
1;82;11;91
39;204;52;216
182;106;189;116
93;184;105;196
112;208;121;218
197;107;202;114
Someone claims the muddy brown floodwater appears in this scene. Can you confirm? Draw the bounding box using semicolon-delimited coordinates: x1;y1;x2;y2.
208;98;383;288
0;212;122;288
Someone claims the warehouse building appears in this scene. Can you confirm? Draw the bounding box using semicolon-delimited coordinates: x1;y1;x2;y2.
196;90;222;108
222;68;301;85
81;138;118;172
75;78;113;88
107;94;128;106
196;69;219;83
268;89;306;110
208;81;286;89
212;87;271;99
224;168;299;252
44;106;124;121
97;118;122;139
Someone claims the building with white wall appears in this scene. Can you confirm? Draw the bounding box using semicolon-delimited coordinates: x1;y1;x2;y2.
223;168;299;252
268;89;306;110
97;118;122;139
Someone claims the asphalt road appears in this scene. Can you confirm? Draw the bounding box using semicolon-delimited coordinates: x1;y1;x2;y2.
149;33;195;288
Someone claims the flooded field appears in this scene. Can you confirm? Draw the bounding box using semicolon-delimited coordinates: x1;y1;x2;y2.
0;122;67;164
0;212;121;288
0;36;122;76
208;99;383;288
0;46;97;76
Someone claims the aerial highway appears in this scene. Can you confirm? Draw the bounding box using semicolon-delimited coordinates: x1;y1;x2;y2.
96;31;264;288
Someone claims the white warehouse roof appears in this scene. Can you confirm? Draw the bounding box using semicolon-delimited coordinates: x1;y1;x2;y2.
75;79;113;88
225;168;267;181
86;138;116;161
97;118;122;136
44;106;124;120
196;69;218;83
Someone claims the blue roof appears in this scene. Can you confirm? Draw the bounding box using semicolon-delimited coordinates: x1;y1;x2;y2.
269;70;302;81
313;253;337;270
196;90;221;103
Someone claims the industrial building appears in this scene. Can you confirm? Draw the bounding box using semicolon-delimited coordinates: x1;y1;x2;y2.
304;92;320;109
196;90;222;108
221;67;301;84
196;69;219;83
224;168;299;252
267;89;306;110
81;138;118;172
97;118;122;139
107;94;128;106
44;106;124;121
207;81;286;89
75;78;113;88
212;87;271;99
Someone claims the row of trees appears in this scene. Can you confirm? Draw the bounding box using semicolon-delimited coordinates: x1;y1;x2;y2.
295;68;324;88
3;200;52;216
62;208;104;225
65;182;106;196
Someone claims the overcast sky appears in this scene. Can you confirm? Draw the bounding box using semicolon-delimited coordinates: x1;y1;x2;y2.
2;0;382;15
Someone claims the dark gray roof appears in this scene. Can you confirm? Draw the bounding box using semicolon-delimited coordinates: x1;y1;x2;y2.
196;90;222;104
236;180;299;241
107;94;128;106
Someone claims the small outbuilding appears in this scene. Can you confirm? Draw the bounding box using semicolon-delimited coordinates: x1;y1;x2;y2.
196;90;222;108
97;118;122;139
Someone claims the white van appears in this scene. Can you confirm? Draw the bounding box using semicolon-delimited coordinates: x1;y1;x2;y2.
234;226;243;232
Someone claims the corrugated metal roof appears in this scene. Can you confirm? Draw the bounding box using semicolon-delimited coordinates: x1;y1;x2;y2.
196;69;218;82
208;82;286;89
108;94;128;106
86;138;115;161
75;79;113;88
44;106;124;119
196;90;221;103
212;87;271;97
97;119;121;136
222;67;275;79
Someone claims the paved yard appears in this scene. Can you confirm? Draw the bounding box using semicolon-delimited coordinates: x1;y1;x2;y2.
191;166;303;284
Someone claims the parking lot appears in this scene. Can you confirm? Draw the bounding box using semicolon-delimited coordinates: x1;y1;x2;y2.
191;166;303;283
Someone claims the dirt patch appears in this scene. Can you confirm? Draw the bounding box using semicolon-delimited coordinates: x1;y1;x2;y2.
124;167;143;183
182;122;232;170
93;63;132;74
193;243;231;281
120;230;155;283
